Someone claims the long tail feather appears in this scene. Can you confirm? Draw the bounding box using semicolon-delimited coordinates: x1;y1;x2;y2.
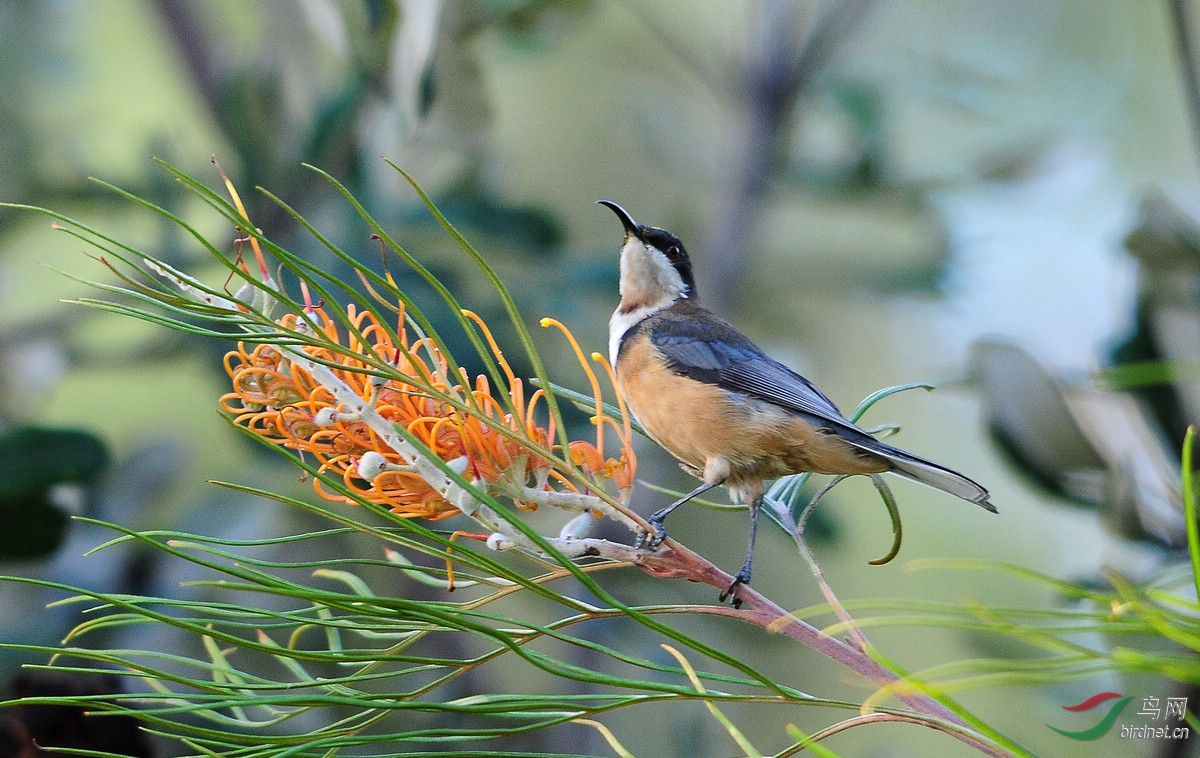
842;431;995;511
882;447;996;511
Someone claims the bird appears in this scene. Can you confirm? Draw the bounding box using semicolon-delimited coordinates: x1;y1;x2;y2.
598;200;996;606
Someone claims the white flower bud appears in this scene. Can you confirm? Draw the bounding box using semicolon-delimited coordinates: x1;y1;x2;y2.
313;407;340;426
486;533;512;551
356;451;388;481
559;512;595;541
233;280;255;303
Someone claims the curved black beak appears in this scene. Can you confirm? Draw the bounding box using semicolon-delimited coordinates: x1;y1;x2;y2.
597;200;641;239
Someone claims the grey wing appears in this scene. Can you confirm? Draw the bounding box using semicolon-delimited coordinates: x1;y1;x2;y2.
649;319;856;429
650;319;996;510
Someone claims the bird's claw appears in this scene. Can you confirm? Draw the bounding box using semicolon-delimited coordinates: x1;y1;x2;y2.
718;567;751;608
635;520;667;550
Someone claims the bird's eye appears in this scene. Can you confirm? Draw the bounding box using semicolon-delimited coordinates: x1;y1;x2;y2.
665;245;682;260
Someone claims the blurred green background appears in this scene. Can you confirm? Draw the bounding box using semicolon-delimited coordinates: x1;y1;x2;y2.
2;0;1200;755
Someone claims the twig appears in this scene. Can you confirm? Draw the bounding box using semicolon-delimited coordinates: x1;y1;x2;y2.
626;538;1015;756
701;0;877;311
783;711;1004;757
789;478;871;652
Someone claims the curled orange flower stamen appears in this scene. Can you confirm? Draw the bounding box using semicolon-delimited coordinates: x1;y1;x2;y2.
222;305;637;522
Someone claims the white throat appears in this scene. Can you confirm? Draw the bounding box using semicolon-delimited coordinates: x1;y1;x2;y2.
608;237;688;365
609;302;666;366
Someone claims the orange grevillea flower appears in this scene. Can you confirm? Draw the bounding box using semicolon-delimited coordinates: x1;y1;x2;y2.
219;303;635;520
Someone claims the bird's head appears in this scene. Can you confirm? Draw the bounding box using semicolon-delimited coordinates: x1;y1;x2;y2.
598;200;696;311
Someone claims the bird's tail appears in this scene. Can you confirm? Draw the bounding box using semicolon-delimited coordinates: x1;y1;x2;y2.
846;432;995;512
881;445;996;512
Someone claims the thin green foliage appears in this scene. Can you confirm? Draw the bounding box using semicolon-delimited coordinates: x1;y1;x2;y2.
0;163;1023;757
838;553;1200;700
0;164;879;756
1101;359;1200;390
1184;425;1200;602
764;383;932;568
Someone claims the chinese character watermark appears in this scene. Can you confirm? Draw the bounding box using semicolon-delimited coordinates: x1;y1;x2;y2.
1050;693;1191;742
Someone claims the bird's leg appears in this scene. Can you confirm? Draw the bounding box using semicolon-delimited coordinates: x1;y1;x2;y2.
719;492;762;608
637;479;724;549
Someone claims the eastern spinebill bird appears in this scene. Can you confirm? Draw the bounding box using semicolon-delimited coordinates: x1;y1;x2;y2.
599;200;996;606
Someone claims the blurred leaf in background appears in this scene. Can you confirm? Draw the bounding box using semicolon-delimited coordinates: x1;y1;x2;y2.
0;427;108;559
3;0;1200;755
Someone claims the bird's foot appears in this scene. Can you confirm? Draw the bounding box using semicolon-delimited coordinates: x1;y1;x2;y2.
718;565;752;608
635;519;667;550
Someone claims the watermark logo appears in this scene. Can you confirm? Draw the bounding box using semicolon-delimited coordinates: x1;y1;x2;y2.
1048;692;1132;740
1048;692;1189;742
